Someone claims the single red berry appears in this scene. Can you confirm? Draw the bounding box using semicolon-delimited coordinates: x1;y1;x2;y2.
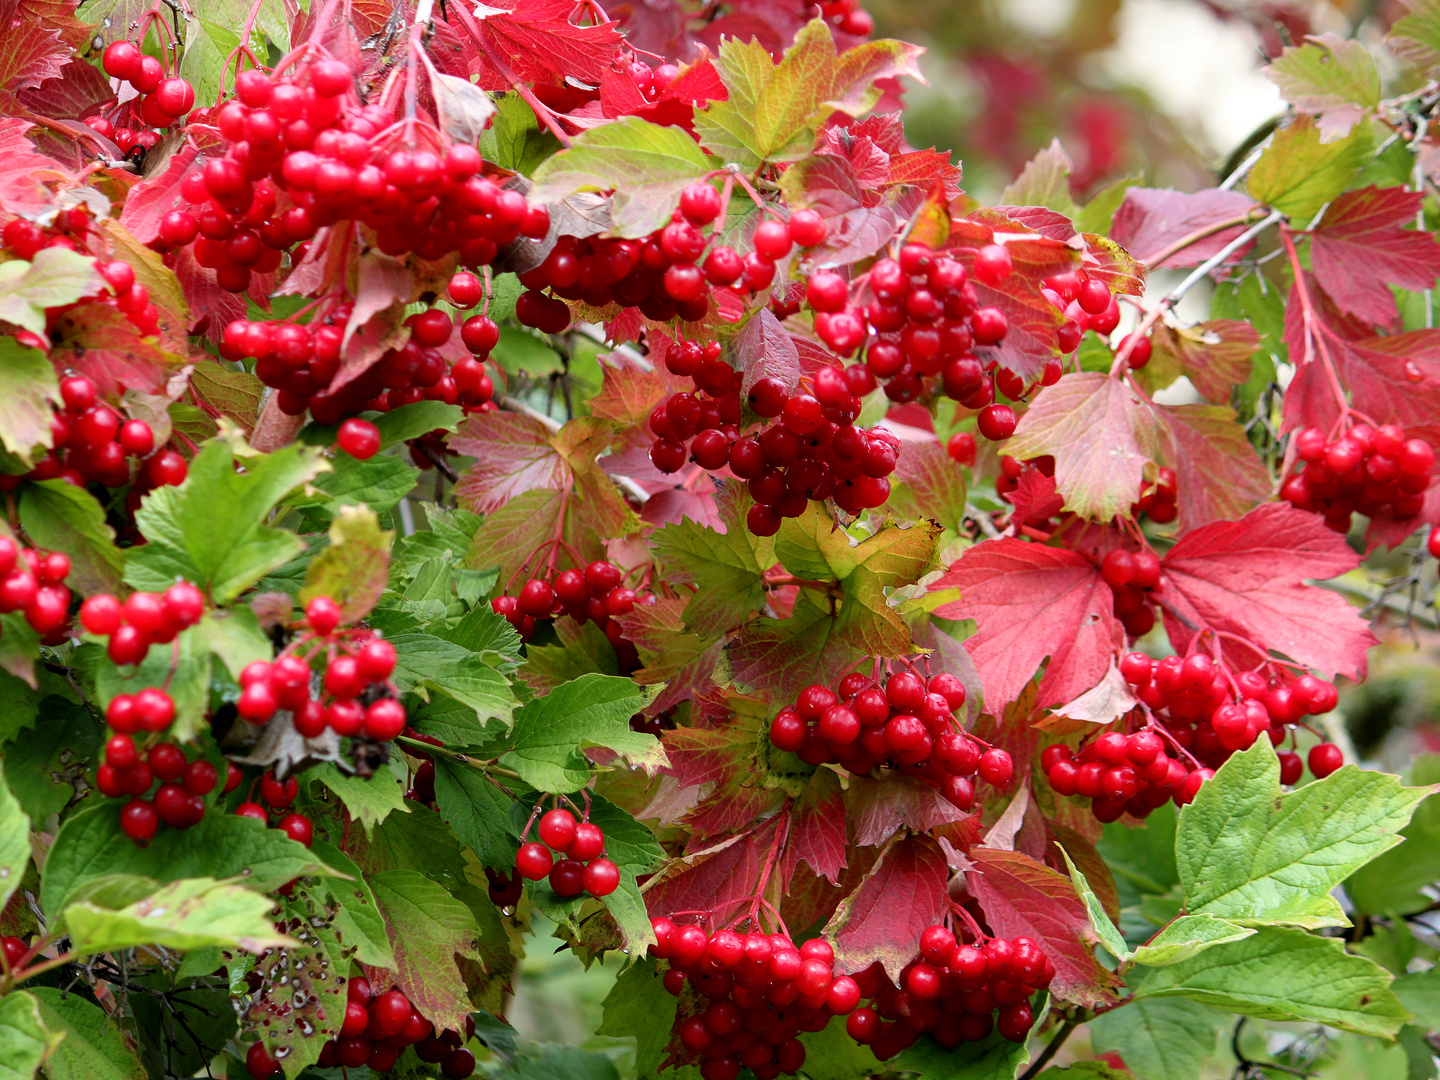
306;595;342;635
246;1040;282;1080
278;812;313;847
120;799;159;843
363;699;407;741
1308;742;1344;778
568;822;604;861
583;857;619;897
336;418;380;460
538;808;578;851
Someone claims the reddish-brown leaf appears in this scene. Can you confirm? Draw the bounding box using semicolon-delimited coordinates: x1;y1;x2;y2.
1004;468;1066;526
967;847;1122;1008
826;834;950;980
0;0;69;109
778;153;899;267
470;0;623;88
1310;186;1440;328
930;539;1123;712
0;118;70;214
1281;326;1440;435
14;56;113;120
1159;502;1376;679
733;308;801;395
1004;372;1162;523
449;411;568;513
1109;187;1259;268
787;769;847;883
645;820;780;923
47;304;184;397
1149;319;1259;404
845;772;970;847
1158;403;1272;534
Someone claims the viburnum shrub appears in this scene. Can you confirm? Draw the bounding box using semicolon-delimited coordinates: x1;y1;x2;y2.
0;2;1439;1079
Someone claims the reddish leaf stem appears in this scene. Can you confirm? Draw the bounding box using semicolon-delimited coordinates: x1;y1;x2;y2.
449;4;574;148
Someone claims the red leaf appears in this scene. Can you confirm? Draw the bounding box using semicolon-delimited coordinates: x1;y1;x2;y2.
929;539;1123;712
1004;468;1066;526
119;142;202;245
1310;186;1440;328
734;308;801;395
881;421;968;530
1159;403;1272;534
645;821;780;923
825;834;950;980
15;56;113;120
885;148;963;195
0;118;70;215
449;411;568;513
1004;372;1163;523
1159;502;1376;679
779;153;899;267
1110;187;1259;268
590;353;690;429
1150;319;1259;404
1281;327;1440;435
469;0;624;88
787;769;847;883
47;304;184;397
967;847;1122;1007
844;772;970;847
0;0;69;108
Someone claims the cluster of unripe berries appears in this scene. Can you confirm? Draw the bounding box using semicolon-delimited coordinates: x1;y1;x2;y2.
225;296;497;427
1282;423;1434;532
513;806;620;899
1045;651;1344;822
0;537;71;641
232;597;404;740
235;770;315;848
649;919;856;1080
246;979;476;1078
492;558;649;666
845;927;1051;1059
768;667;1011;810
20;374;185;495
648;338;901;531
810;244;1012;423
99;40;196;130
517;185;827;331
81;578;207;666
105;731;236;842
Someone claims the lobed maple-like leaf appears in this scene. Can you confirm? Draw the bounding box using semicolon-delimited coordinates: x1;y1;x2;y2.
1391;0;1440;74
825;833;950;980
644;819;782;924
787;769;847;883
661;718;782;837
47;303;185;398
1159;502;1376;680
732;307;801;395
967;847;1123;1008
881;421;968;532
776;153;899;268
1109;187;1258;269
0;0;69;111
465;0;622;88
1282;325;1440;435
15;55;113;122
1264;33;1380;143
613;597;727;716
1247;115;1372;223
450;411;570;513
1309;186;1440;328
930;539;1123;712
651;483;776;633
845;772;970;847
1148;319;1259;404
1158;403;1272;535
998;139;1078;218
1005;373;1162;523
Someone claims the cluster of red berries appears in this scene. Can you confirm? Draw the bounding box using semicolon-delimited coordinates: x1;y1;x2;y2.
492;558;649;664
1282;423;1434;532
514;807;620;899
102;733;237;843
768;667;1011;810
1039;267;1124;354
517;186;827;331
810;243;1011;413
819;0;875;35
648;338;901;530
1097;546;1165;640
0;537;71;640
99;40;196;130
19;374;184;495
1132;466;1178;524
225;299;496;427
845;927;1051;1059
246;979;476;1078
235;770;315;848
649;919;858;1080
232;597;404;740
80;579;207;666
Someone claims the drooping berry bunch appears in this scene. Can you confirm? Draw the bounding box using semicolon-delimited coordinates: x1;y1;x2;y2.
1098;546;1164;639
514;805;621;900
648;918;859;1080
1044;650;1344;822
81;578;207;666
100;732;219;843
768;665;1011;810
235;769;315;848
1282;423;1434;532
231;596;403;740
844;925;1051;1060
247;978;476;1078
1039;266;1124;357
647;338;900;531
18;373;185;496
100;40;196;131
491;556;651;666
0;536;72;640
517;184;828;331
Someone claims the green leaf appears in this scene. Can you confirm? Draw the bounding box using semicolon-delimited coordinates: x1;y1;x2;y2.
1176;739;1433;928
1058;847;1131;961
1089;998;1224;1080
480;92;563;175
498;673;660;792
64;876;296;955
1392;0;1440;74
1134;926;1409;1037
650;487;776;631
1131;914;1256;966
18;480;125;596
179;0;288;107
309;761;409;835
890;1026;1031;1079
1076;175;1142;234
0;991;61;1080
389;631;519;727
367;869;482;1034
432;756;529;868
529;117;712;238
41;802;336;919
190;606;272;682
1348;754;1440;916
29;988;144;1080
1394;967;1440;1029
1265;32;1380;142
0;248;102;335
298;504;393;625
0;760;30;915
0;667;70;745
1247;114;1373;221
304;840;395;968
0;338;61;465
303;453;417;518
1000;139;1079;217
1;696;97;823
597;956;678;1079
125;429;329;603
95;620;213;743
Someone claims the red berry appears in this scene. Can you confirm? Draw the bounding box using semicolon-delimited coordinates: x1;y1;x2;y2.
246;1040;282;1080
549;858;585;897
753;220;793;261
120;799;158;842
568;822;604;861
306;595;342;634
363;699;407;741
337;418;381;460
80;593;123;635
278;812;313;847
976;404;1017;441
679;182;722;225
583;857;619;896
789;208;828;247
1308;742;1344;778
516;841;553;880
538;808;578;850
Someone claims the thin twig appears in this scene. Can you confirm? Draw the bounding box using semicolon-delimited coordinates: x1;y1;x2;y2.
1018;1019;1077;1080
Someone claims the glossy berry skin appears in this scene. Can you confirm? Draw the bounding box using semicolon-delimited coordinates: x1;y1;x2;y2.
337;418;381;460
583;857;620;897
516;841;553;880
1308;742;1344;778
568;822;604;861
538;808;578;850
246;1041;282;1080
120;799;159;843
278;813;313;847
